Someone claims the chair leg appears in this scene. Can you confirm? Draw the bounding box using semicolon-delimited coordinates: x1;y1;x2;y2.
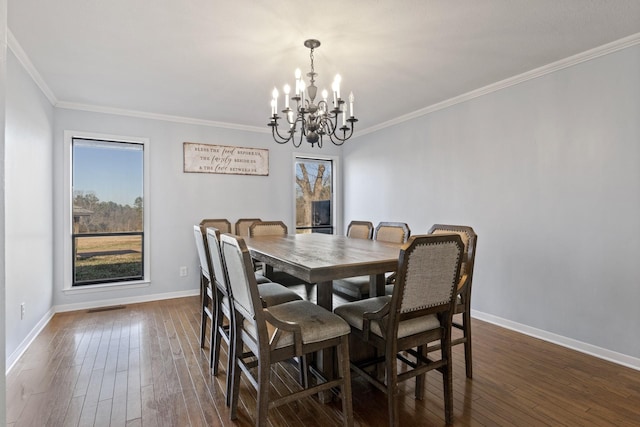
441;337;454;425
229;319;242;420
386;347;400;427
415;345;426;400
337;336;354;427
211;301;223;375
298;355;309;388
463;309;473;379
256;355;271;427
199;276;207;348
225;312;235;407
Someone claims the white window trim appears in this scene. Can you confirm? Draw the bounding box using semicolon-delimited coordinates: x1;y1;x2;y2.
292;152;341;235
62;130;151;292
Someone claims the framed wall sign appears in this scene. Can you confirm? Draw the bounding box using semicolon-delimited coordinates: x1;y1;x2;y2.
183;142;269;176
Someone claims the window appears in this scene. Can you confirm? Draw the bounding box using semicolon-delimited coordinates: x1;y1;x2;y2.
64;132;150;289
294;156;336;234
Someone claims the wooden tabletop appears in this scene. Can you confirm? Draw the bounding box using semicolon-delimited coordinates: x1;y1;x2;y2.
244;233;401;284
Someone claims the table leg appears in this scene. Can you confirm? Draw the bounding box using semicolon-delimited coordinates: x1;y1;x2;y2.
369;273;386;297
315;280;334;403
263;264;274;279
316;280;333;311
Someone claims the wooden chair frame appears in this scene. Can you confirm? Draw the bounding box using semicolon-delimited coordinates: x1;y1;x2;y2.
373;221;411;243
336;234;464;426
346;220;374;239
427;224;477;378
221;233;354;427
193;225;215;367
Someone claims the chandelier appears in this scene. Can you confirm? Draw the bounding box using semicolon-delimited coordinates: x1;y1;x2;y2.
268;39;357;148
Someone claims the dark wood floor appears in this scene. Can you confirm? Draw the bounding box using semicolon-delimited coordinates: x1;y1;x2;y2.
6;286;640;426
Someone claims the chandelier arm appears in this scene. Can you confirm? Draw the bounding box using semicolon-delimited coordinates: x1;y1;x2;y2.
327;119;356;146
270;118;297;145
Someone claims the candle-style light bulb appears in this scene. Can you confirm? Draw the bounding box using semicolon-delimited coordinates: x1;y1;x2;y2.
283;84;291;109
295;68;302;95
349;91;354;117
331;81;338;107
272;87;279;113
334;74;342;100
270;99;276;116
300;81;306;106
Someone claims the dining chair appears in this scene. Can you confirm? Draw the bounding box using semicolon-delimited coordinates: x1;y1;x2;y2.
333;221;411;299
199;218;232;234
205;227;302;405
221;233;354;427
193;225;215;365
334;234;464;426
247;221;287;277
346;220;374;239
374;221;411;244
235;217;261;236
425;224;477;379
194;224;275;371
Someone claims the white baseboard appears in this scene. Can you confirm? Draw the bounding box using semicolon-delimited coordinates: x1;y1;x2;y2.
6;307;56;374
472;309;640;371
54;288;199;313
5;288;199;375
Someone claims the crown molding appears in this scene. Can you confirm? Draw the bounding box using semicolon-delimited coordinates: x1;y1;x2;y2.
356;32;640;138
7;29;58;105
55;101;270;133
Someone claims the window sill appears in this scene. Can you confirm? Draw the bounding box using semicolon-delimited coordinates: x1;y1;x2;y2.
63;280;150;295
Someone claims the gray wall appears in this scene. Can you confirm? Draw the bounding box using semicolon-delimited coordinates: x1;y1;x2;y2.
5;50;54;364
343;45;640;360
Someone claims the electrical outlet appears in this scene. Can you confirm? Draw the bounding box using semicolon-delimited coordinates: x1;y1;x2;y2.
20;303;25;320
179;266;188;277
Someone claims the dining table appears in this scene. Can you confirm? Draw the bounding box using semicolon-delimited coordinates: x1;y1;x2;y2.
244;232;402;311
243;232;403;402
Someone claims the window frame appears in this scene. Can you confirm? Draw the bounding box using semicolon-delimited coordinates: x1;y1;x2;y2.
63;130;151;292
292;153;340;235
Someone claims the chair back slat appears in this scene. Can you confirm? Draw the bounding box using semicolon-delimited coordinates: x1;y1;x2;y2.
346;221;374;239
428;224;477;280
249;221;288;237
205;227;228;294
193;225;211;280
374;222;410;244
200;218;232;234
399;237;463;313
235;218;261;236
220;234;257;321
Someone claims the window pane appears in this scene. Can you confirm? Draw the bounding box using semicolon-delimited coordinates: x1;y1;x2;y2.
74;234;143;284
295;158;333;234
72;138;144;285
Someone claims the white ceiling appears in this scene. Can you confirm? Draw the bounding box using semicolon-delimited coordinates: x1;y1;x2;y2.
8;1;640;134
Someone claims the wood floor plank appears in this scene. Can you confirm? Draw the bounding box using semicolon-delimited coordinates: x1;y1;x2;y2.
127;346;143;422
7;295;640;427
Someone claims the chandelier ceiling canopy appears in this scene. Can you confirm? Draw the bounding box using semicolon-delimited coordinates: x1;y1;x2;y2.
268;39;358;148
